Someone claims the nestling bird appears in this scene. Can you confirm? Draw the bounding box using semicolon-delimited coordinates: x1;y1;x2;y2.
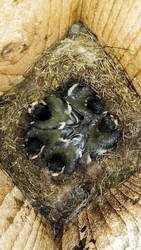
25;137;45;160
65;83;104;121
27;100;51;121
28;94;81;130
43;132;86;176
98;112;118;132
25;126;74;160
47;153;66;176
86;112;122;160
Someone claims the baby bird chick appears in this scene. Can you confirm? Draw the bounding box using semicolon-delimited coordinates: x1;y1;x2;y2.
43;133;86;176
65;83;104;121
28;100;51;121
28;94;80;130
86;112;122;160
25;126;74;160
25;137;45;160
48;153;66;176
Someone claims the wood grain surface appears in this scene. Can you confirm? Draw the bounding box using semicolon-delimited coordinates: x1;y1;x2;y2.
0;0;81;95
81;0;141;95
0;170;55;250
58;171;141;250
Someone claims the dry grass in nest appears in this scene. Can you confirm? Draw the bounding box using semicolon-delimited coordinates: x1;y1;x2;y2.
0;24;140;234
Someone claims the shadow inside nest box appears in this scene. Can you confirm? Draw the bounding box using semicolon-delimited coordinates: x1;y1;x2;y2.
0;27;140;236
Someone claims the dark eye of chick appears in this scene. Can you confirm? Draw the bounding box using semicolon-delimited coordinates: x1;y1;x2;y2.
98;113;116;133
87;96;104;114
49;153;66;172
33;104;52;121
26;137;43;155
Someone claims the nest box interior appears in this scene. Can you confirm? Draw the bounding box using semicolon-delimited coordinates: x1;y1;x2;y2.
0;0;140;248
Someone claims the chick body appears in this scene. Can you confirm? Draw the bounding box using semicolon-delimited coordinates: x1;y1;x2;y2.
29;94;80;130
25;137;45;160
87;112;122;160
25;126;73;160
25;126;60;146
43;132;86;176
28;100;51;121
65;83;104;122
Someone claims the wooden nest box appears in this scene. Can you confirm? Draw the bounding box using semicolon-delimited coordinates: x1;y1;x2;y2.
0;1;140;249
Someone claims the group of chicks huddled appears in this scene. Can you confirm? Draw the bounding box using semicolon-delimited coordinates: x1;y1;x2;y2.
25;83;122;177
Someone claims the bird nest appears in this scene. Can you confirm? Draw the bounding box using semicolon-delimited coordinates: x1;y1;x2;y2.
0;23;140;235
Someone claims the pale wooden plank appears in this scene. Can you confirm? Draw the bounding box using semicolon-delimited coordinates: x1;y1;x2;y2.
70;0;81;24
0;170;13;205
59;0;73;38
90;0;105;35
102;0;123;41
81;0;92;27
96;0;114;37
62;218;80;250
88;0;99;31
82;0;141;95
